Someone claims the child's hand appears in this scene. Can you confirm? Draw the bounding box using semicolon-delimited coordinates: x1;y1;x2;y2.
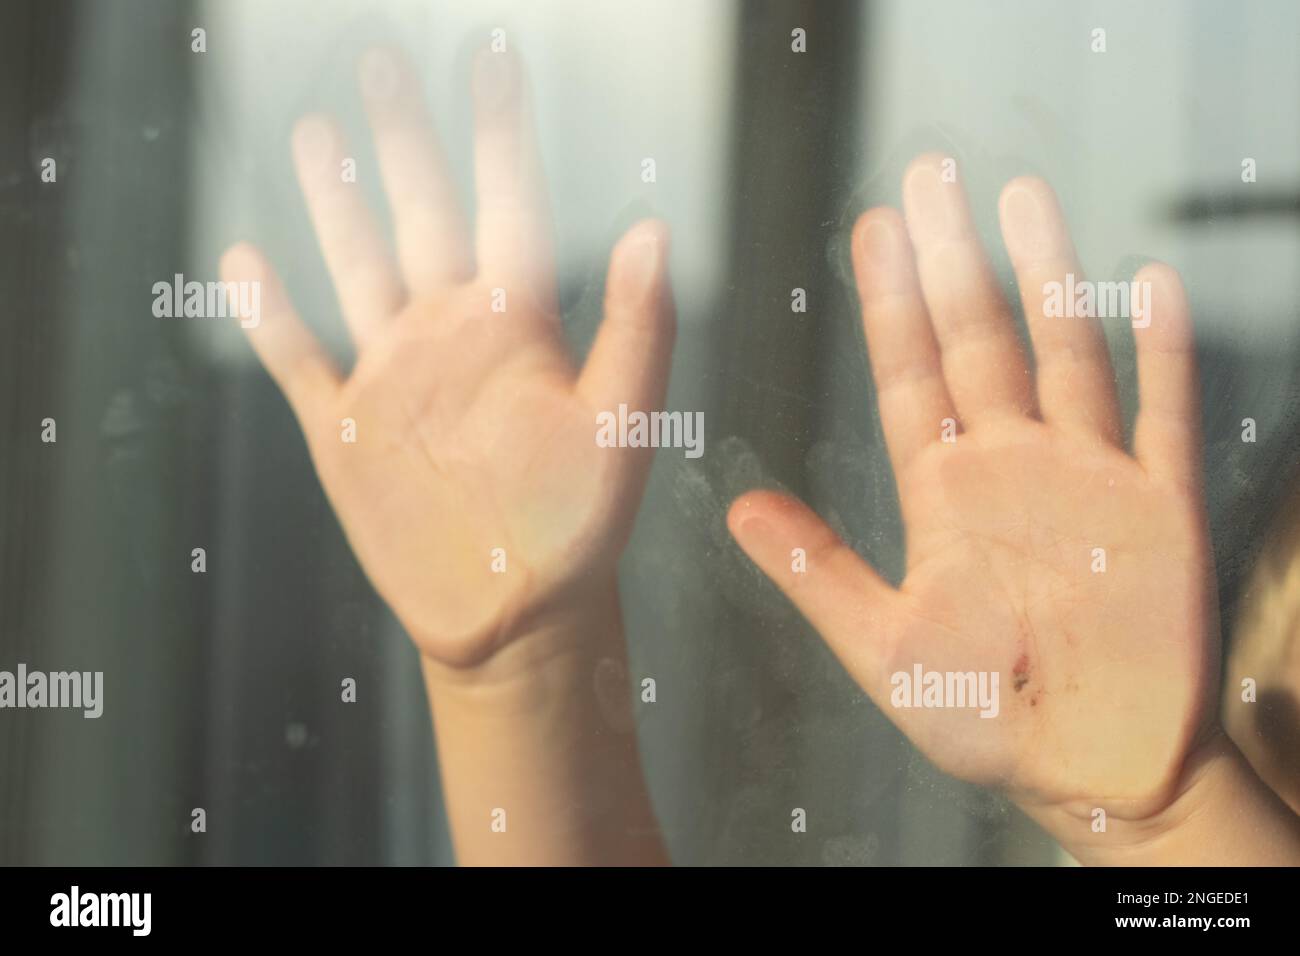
729;155;1217;833
222;48;673;670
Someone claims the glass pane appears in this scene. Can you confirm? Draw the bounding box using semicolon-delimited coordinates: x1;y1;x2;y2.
3;0;1298;872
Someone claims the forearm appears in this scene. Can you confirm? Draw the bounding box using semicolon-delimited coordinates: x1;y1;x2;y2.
420;582;667;866
1027;730;1300;866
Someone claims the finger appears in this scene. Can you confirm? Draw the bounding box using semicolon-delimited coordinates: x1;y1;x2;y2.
358;47;473;293
292;114;404;348
1132;262;1202;491
576;220;675;414
727;490;906;695
901;153;1036;422
851;207;957;478
471;46;556;311
220;242;341;428
999;176;1121;445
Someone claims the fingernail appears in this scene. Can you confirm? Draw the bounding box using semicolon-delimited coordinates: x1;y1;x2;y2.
736;515;774;547
359;48;400;101
859;217;900;269
617;230;664;302
474;48;516;113
905;163;957;238
1002;184;1050;259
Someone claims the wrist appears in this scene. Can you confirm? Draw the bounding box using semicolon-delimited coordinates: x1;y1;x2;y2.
1023;728;1300;865
420;575;626;708
417;573;664;865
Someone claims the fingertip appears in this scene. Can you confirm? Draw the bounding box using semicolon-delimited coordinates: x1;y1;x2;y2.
611;219;670;275
997;175;1047;229
998;175;1069;261
291;113;338;166
620;217;671;251
1135;261;1186;302
607;219;671;308
997;174;1053;212
472;43;521;114
726;489;764;535
901;152;965;240
357;45;405;103
903;151;951;183
851;206;909;284
852;206;903;250
727;489;802;541
219;241;265;283
1135;261;1192;342
727;492;784;566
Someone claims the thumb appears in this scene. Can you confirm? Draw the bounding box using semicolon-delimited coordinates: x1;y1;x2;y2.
727;489;906;697
576;219;676;414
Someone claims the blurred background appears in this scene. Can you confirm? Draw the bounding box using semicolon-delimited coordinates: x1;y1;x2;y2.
2;0;1298;864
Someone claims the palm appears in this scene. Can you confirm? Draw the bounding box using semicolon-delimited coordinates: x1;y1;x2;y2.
223;48;673;667
316;298;629;663
893;420;1209;804
730;156;1215;818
